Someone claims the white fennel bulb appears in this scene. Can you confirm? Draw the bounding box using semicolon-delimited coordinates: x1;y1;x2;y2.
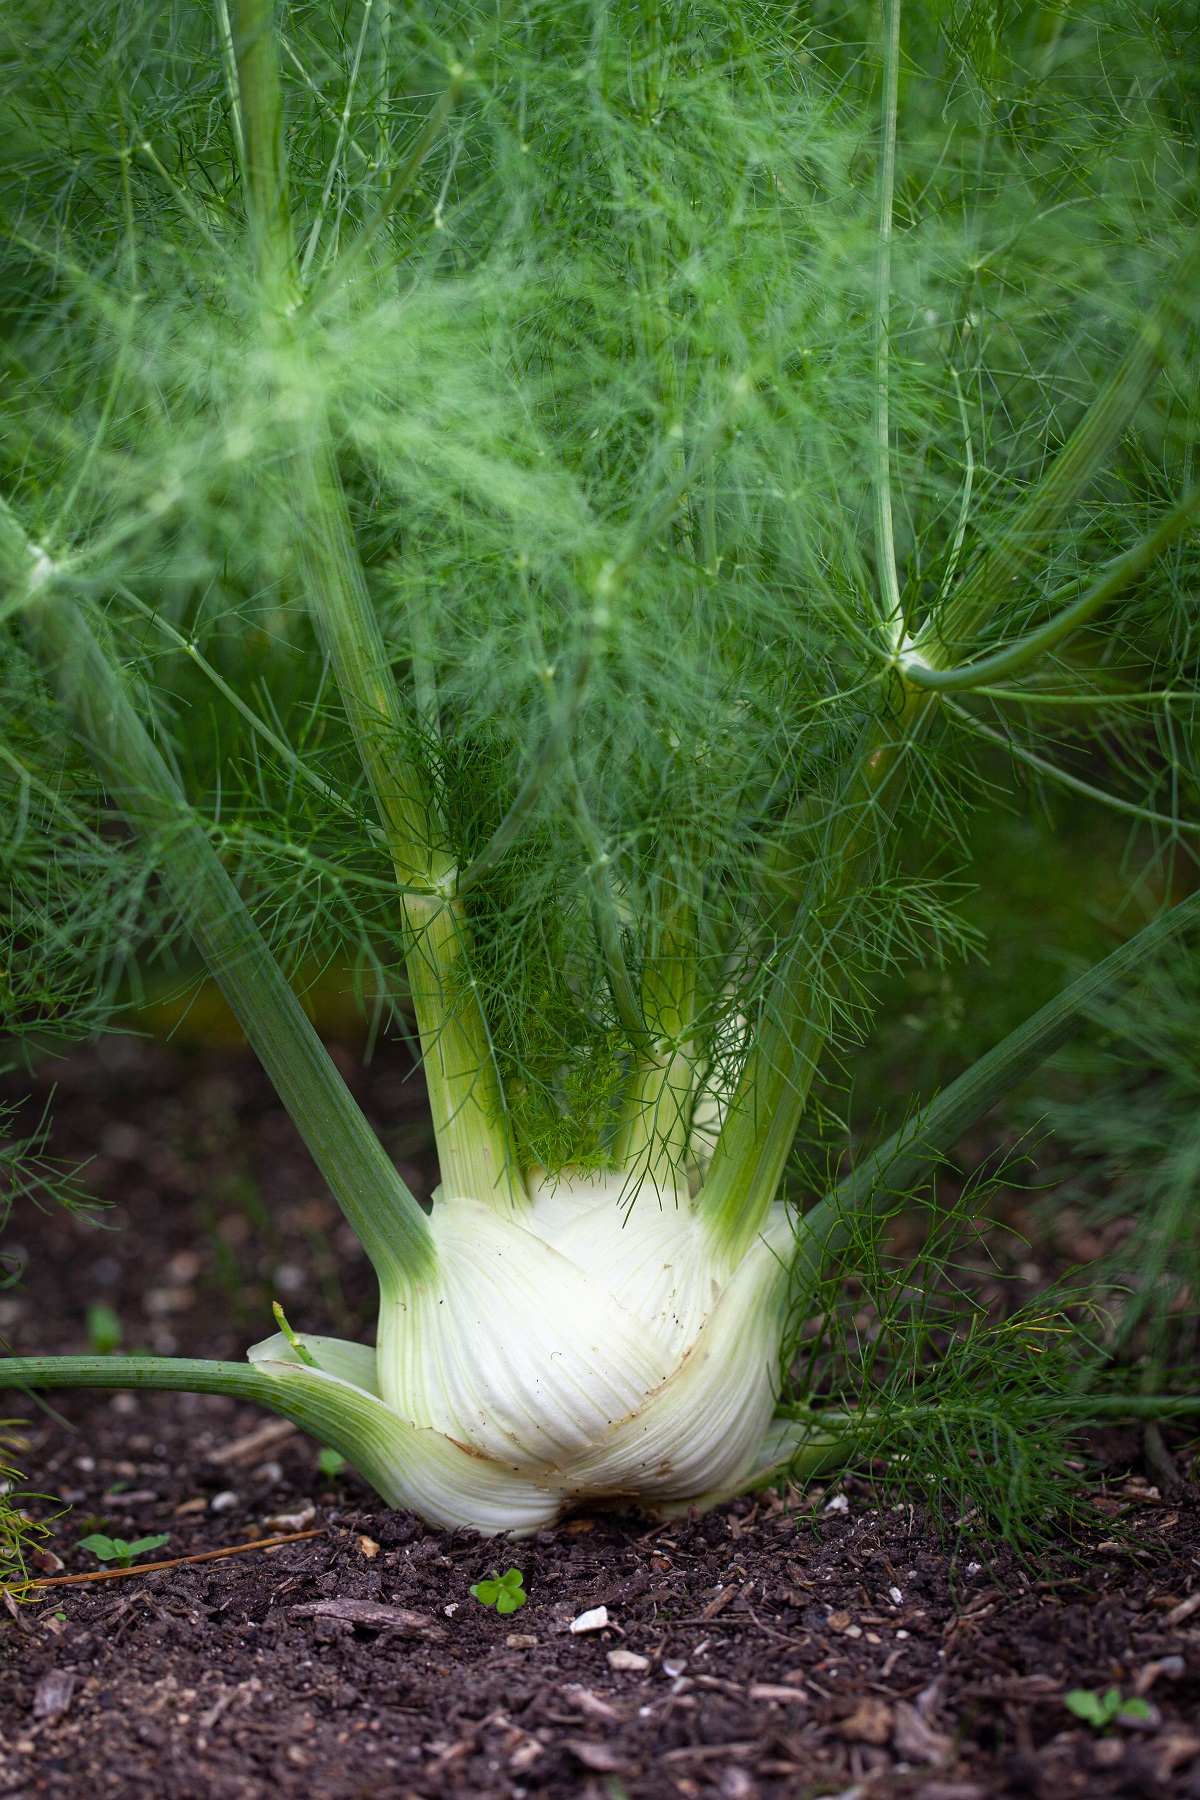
248;1172;797;1533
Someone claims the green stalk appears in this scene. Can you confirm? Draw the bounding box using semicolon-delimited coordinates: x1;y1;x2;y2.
290;437;520;1210
701;221;1200;1265
789;884;1200;1290
772;1394;1200;1427
0;1355;299;1407
229;0;292;290
230;5;519;1209
700;683;927;1263
1049;1395;1200;1421
903;487;1200;692
615;880;700;1184
9;547;431;1287
0;1356;409;1505
872;0;903;647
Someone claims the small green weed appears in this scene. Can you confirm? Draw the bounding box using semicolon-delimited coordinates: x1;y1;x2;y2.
85;1304;121;1355
316;1447;346;1478
271;1302;317;1367
1065;1688;1153;1730
77;1532;170;1568
470;1568;526;1615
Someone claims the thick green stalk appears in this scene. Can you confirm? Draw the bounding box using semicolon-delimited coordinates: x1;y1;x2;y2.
230;5;518;1209
230;0;292;288
0;1355;293;1407
1048;1395;1200;1421
701;222;1200;1264
789;884;1200;1290
290;436;520;1209
0;1357;406;1503
11;553;431;1287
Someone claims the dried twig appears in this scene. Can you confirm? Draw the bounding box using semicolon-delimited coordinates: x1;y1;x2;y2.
26;1528;323;1590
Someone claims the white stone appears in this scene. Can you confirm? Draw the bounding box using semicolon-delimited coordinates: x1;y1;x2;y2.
569;1605;609;1634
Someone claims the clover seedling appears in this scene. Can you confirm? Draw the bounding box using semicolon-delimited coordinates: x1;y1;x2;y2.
1065;1687;1153;1731
78;1533;170;1569
470;1568;527;1615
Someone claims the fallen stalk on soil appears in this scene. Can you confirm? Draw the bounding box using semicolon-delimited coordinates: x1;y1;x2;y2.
1;0;1198;1533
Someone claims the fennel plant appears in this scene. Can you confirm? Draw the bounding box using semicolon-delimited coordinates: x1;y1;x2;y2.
1;0;1200;1531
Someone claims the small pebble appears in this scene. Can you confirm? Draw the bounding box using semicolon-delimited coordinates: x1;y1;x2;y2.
569;1605;608;1634
262;1500;315;1532
32;1672;75;1722
607;1649;650;1672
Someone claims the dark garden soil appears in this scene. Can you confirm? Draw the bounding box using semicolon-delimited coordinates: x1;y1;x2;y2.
0;1034;1199;1800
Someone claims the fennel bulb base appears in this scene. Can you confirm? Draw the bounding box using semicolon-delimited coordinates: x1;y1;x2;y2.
0;1180;817;1533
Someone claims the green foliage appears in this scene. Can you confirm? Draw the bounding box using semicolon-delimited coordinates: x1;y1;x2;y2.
316;1446;347;1478
77;1532;170;1568
0;1101;93;1237
470;1567;527;1614
0;1114;100;1599
0;0;1195;1166
0;1449;61;1601
1065;1687;1153;1730
1039;936;1200;1381
777;1154;1106;1545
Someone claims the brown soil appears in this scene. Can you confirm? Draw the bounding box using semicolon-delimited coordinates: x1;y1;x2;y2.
1;1036;1199;1800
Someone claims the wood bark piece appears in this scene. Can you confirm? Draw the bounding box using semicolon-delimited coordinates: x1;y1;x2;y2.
290;1597;447;1640
207;1418;299;1467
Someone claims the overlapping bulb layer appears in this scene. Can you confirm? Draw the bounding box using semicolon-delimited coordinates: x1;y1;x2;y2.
249;1174;792;1533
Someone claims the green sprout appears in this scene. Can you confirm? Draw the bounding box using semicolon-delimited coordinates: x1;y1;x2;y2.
470;1568;527;1615
271;1303;317;1368
77;1533;170;1569
316;1447;346;1479
86;1305;122;1356
1065;1688;1154;1731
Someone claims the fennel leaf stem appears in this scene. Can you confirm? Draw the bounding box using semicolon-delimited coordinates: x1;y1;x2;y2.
701;216;1200;1265
10;561;432;1285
